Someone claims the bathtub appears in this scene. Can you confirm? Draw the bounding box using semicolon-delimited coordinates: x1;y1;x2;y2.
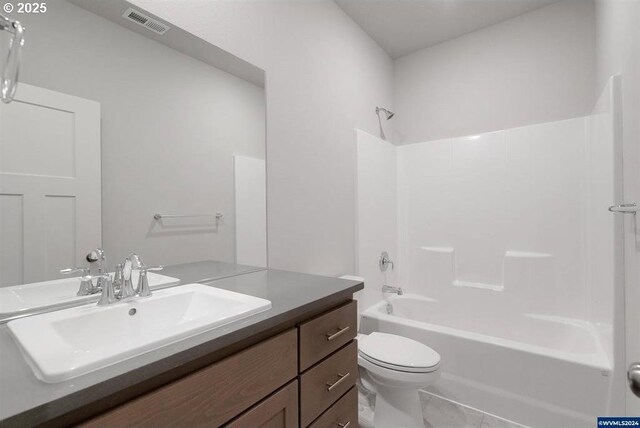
359;295;613;428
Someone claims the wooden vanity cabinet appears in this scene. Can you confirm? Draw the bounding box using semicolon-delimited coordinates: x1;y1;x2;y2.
80;300;358;428
80;329;298;428
224;380;299;428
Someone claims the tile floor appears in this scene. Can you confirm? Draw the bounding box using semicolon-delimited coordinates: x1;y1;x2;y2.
358;387;527;428
420;391;526;428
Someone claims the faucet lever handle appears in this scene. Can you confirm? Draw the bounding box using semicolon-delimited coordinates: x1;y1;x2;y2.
136;265;163;297
75;273;108;296
97;276;117;306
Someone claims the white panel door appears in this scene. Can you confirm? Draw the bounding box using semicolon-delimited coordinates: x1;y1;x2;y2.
0;83;101;286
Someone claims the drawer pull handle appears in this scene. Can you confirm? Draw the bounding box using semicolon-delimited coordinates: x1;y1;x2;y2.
326;372;350;392
326;326;350;341
336;421;351;428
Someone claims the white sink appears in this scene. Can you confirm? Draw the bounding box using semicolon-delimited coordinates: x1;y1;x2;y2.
0;271;180;317
7;284;271;382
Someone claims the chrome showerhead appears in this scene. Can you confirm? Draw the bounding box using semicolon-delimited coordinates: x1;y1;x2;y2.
376;106;395;120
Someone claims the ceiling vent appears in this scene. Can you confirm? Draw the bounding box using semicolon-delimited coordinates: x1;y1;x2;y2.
122;7;170;35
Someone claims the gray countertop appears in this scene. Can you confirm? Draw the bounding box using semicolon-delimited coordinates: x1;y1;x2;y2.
0;261;363;427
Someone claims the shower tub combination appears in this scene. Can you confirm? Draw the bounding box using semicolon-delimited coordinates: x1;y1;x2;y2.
359;294;613;428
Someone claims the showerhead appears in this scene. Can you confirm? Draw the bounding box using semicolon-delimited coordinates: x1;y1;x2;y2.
376;106;395;120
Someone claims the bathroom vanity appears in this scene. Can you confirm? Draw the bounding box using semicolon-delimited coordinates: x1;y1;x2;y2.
0;262;363;428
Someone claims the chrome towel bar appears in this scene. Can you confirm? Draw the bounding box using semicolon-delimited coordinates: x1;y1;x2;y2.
608;203;637;213
153;213;223;220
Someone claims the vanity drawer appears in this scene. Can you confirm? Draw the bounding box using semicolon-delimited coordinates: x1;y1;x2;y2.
300;341;358;427
224;380;299;428
80;329;297;428
308;387;357;428
299;300;357;371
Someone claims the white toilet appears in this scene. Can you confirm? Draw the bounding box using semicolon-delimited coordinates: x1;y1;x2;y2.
357;332;441;428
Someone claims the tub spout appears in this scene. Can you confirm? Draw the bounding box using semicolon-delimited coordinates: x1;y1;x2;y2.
382;285;403;295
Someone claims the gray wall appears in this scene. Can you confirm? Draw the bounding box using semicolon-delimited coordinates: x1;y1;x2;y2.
394;0;596;143
133;0;396;276
17;0;265;266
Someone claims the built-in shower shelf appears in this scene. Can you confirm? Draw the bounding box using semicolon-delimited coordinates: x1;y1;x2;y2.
452;280;503;291
420;246;553;292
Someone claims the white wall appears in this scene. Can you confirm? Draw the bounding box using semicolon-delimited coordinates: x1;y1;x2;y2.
131;0;395;276
234;156;267;267
355;130;398;315
595;0;640;415
16;0;265;266
394;0;596;143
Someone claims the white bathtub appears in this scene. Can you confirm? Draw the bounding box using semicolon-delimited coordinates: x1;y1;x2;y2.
360;295;613;428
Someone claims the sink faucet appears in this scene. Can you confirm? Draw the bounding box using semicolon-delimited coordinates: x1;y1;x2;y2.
60;267;100;296
97;253;163;305
382;285;403;295
86;248;108;291
121;254;140;300
136;264;164;297
97;275;118;306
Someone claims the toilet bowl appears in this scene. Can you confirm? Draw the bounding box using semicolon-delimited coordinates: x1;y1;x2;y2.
357;332;441;428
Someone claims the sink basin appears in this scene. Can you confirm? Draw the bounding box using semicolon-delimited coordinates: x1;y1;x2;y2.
0;272;180;317
7;284;272;382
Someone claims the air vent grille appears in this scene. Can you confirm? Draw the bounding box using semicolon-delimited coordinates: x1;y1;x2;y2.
122;7;170;35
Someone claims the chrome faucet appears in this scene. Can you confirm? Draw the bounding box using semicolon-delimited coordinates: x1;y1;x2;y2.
136;264;163;297
382;285;403;295
120;254;141;300
97;275;118;306
112;263;124;298
96;253;162;305
60;267;102;296
379;251;394;272
86;248;109;291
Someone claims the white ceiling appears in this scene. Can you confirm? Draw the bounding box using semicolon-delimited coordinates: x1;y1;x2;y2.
334;0;558;58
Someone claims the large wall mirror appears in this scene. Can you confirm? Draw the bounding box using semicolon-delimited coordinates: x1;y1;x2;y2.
0;0;267;311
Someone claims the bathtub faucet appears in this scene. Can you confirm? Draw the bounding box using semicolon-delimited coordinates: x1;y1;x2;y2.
382;285;403;295
379;251;394;272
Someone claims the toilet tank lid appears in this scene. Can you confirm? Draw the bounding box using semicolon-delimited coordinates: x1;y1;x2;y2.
359;332;440;369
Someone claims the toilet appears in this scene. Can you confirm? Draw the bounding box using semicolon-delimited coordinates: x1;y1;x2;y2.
357;332;441;428
337;275;441;427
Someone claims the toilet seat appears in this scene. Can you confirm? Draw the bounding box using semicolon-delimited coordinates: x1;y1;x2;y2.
358;332;440;373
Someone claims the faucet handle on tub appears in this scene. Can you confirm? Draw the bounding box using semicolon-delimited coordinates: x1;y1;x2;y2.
379;251;394;272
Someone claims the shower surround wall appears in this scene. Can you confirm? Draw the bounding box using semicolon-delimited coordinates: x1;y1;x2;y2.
355;79;620;424
356;110;615;341
355;130;398;313
399;119;590;321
